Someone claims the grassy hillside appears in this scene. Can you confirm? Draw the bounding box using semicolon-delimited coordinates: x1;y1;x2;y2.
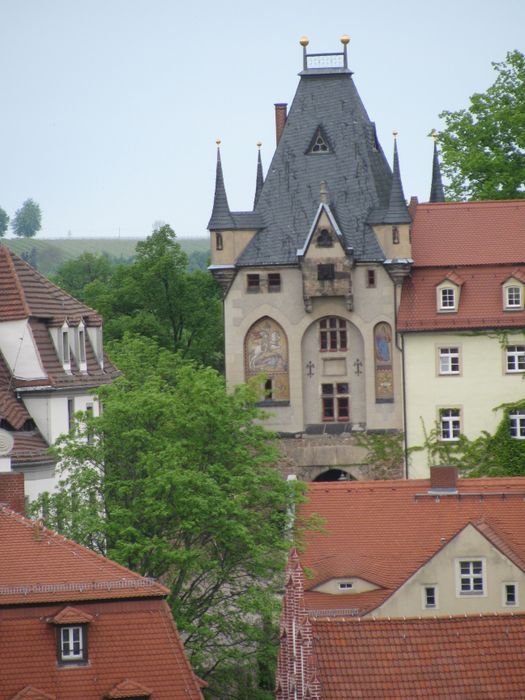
2;237;210;276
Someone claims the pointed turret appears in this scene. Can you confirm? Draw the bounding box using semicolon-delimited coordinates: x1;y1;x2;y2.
253;143;264;208
429;137;445;203
207;141;235;229
384;134;411;224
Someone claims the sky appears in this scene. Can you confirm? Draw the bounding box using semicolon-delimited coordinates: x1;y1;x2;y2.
1;0;524;240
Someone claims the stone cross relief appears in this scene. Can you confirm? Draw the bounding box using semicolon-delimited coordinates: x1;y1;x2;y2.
306;360;315;378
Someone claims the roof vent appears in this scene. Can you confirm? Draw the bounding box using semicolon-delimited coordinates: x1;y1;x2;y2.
429;465;458;494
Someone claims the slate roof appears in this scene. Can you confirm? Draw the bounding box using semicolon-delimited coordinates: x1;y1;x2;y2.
311;614;525;699
298;477;525;616
210;53;412;266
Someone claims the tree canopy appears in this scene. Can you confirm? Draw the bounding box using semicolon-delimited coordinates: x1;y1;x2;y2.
437;50;525;200
12;198;42;237
32;336;302;697
51;252;114;302
0;207;9;237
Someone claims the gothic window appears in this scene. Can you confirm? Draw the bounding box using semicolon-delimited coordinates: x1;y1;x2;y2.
374;322;393;402
244;317;289;402
216;232;223;250
316;229;333;247
392;226;400;244
308;127;331;154
319;317;347;352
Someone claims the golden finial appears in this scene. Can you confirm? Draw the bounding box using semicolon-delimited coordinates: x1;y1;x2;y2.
256;141;262;149
340;35;350;45
216;138;221;146
392;130;398;140
430;129;439;141
299;36;309;47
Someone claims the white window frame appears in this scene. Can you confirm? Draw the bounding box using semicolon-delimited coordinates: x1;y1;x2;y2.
509;410;525;439
506;345;525;373
503;582;518;607
338;581;353;591
60;625;85;661
438;347;460;375
421;584;438;610
77;321;87;372
437;286;457;312
61;322;71;372
505;285;523;309
439;408;461;441
456;558;486;597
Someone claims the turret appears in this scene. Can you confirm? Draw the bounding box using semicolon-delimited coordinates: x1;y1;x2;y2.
253;143;264;208
429;135;445;203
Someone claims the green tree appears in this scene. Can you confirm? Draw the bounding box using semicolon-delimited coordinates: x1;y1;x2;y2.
51;252;114;302
437;50;525;200
32;336;301;696
12;198;42;237
0;206;9;237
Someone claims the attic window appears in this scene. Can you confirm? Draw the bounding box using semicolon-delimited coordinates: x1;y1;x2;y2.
61;323;71;371
58;625;87;663
338;582;353;590
308;128;330;154
316;229;333;247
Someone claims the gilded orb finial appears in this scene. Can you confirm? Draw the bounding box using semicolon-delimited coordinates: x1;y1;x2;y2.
392;130;398;140
430;129;439;141
340;35;350;45
256;141;262;149
299;36;309;47
216;138;221;146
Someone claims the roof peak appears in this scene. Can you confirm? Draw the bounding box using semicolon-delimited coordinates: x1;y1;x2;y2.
384;135;411;224
298;35;353;76
429;137;445;203
207;143;235;231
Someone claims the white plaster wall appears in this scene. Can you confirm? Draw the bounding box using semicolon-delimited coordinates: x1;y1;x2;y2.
22;393;99;445
21;464;57;501
404;332;525;478
373;524;525;617
0;320;47;379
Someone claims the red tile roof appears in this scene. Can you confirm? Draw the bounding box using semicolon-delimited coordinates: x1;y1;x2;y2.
298;477;525;615
398;265;525;331
311;614;525;699
104;679;153;698
0;507;168;605
0;599;204;700
411;200;525;267
0;246;102;326
10;688;56;700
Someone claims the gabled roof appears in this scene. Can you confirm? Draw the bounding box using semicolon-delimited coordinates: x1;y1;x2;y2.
48;605;94;624
236;68;395;267
10;687;56;700
0;246;102;326
0;507;168;605
410;200;525;267
398;264;525;331
298;477;525;615
104;679;153;698
311;614;525;699
296;202;348;257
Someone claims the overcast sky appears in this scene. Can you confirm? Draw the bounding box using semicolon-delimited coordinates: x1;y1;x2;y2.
2;0;524;240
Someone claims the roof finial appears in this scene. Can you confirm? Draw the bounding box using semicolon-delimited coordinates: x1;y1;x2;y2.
300;36;309;70
254;142;264;209
207;139;235;230
320;180;329;204
429;131;445;203
384;133;411;225
340;35;350;69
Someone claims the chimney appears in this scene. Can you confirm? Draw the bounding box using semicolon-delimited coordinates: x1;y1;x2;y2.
274;103;287;145
430;465;458;492
0;473;25;514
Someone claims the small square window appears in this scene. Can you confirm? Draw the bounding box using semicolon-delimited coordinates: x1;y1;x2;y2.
439;347;460;375
458;559;484;595
59;625;87;663
440;408;460;441
505;286;522;309
367;269;376;288
317;264;335;281
268;273;281;292
247;274;260;293
506;345;525;372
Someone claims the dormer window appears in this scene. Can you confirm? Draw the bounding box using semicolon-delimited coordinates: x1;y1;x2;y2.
440;287;455;310
59;625;87;663
308;127;330;154
61;323;71;371
77;322;87;372
316;229;333;247
504;284;523;310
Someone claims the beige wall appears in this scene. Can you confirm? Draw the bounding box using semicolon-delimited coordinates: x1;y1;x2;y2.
372;524;525;617
404;331;525;478
372;223;412;261
210;229;256;268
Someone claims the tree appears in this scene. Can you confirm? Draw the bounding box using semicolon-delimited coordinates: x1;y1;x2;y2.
12;198;42;237
51;252;114;302
437;50;525;200
32;336;302;696
0;207;9;237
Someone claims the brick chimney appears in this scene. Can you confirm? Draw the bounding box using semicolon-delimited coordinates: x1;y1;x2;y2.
275;103;287;145
430;465;458;491
0;472;25;514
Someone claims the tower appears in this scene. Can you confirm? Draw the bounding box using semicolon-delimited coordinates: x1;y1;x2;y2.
208;38;412;481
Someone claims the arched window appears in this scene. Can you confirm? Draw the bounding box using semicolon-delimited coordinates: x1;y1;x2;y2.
244;317;289;402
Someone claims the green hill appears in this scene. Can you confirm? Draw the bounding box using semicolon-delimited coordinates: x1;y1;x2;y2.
2;237;210;276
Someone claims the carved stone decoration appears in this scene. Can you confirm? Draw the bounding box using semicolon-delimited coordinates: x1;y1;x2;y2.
374;322;394;402
245;317;290;401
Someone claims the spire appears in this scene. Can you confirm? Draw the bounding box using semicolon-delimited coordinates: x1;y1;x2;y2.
253;143;264;208
384;132;411;224
207;140;235;230
429;135;445;203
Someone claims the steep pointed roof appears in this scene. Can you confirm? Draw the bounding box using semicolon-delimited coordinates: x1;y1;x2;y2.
384;137;411;224
253;146;264;208
429;139;445;202
207;145;236;230
236;47;396;267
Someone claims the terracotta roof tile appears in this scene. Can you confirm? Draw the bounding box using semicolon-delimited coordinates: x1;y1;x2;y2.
311;614;525;698
9;687;56;700
104;679;153;698
299;477;525;615
411;200;525;267
48;606;94;624
11;432;54;467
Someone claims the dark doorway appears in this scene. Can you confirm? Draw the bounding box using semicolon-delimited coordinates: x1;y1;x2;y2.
314;469;355;482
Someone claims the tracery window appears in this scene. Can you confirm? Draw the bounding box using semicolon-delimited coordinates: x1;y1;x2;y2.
319;317;347;352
